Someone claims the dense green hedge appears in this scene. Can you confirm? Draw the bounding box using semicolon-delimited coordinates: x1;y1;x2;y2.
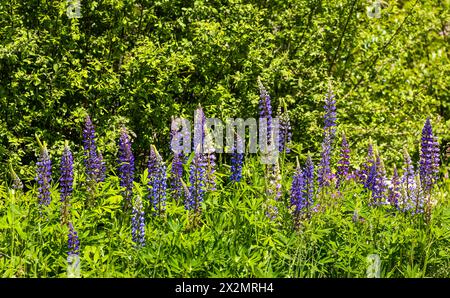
1;0;449;182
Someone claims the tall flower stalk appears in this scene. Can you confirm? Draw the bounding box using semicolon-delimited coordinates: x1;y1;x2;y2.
60;141;73;225
230;134;244;183
83;115;105;201
371;152;387;206
401;149;420;213
118;128;135;211
277;102;292;153
131;196;145;247
420;118;440;194
318;88;336;188
9;163;23;191
147;145;167;215
388;165;401;209
170;124;185;203
186;145;207;217
290;159;306;227
258;78;273;142
36;135;52;208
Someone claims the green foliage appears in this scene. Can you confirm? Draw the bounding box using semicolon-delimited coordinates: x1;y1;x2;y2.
1;0;449;178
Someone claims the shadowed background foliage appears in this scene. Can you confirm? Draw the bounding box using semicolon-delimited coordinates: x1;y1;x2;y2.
1;0;449;183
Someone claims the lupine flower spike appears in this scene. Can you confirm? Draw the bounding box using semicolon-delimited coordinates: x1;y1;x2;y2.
257;78;273;142
186;144;207;217
290;157;306;227
318;87;336;188
118;128;135;211
170;123;185;203
9;162;23;191
420;118;440;194
401;149;420;213
131;196;145;247
36;134;52;208
370;152;387;206
336;133;351;188
230;133;244;183
388;165;401;209
60;141;74;225
147;145;167;215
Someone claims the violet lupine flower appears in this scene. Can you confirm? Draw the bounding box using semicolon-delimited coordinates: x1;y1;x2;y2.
131;196;145;247
401;149;419;212
336;133;351;187
118;128;135;209
360;143;374;188
68;222;80;256
60;142;74;224
195;106;216;191
171;152;184;202
83;116;104;191
318;89;337;188
388;165;401;209
36;136;52;207
371;154;387;206
303;156;315;206
230;135;244;183
186;147;207;213
147;145;167;215
290;163;306;218
258;78;273;142
419;118;440;194
277;105;292;153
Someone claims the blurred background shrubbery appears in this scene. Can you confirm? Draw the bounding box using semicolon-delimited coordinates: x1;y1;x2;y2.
1;0;449;182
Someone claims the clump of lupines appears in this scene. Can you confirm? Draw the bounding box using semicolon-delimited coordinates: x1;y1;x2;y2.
388;165;401;209
318;88;337;188
277;103;292;153
36;135;52;207
60;141;74;224
118;128;135;210
419;118;440;194
336;133;351;187
131;196;145;247
83;115;105;195
258;78;273;142
186;145;207;214
9;163;23;191
68;222;80;257
147;145;167;215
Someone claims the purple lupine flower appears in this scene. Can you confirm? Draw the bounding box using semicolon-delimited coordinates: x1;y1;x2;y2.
258;78;273;142
401;149;420;212
206;152;216;191
420;118;440;194
83;115;104;192
230;135;244;183
290;162;306;219
303;155;315;206
68;222;80;256
360;143;374;188
186;146;207;213
36;136;52;207
131;196;145;247
171;152;184;202
318;88;337;188
371;153;387;206
336;133;351;187
277;105;292;153
118;128;135;209
147;145;167;215
388;165;401;209
60;142;74;223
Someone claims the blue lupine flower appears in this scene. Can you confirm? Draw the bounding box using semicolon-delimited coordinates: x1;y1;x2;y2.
371;153;387;205
36;136;52;207
420;118;440;194
303;155;315;205
277;104;292;153
170;125;185;202
131;196;145;247
9;163;23;190
118;128;135;209
360;143;374;188
186;146;207;213
336;133;351;187
60;141;73;223
230;135;244;183
68;222;80;256
83;115;105;192
258;78;273;142
148;145;167;215
290;162;306;218
401;149;421;213
388;165;401;209
318;88;337;188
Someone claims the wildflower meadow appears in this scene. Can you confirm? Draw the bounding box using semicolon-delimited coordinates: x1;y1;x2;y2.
0;0;449;278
